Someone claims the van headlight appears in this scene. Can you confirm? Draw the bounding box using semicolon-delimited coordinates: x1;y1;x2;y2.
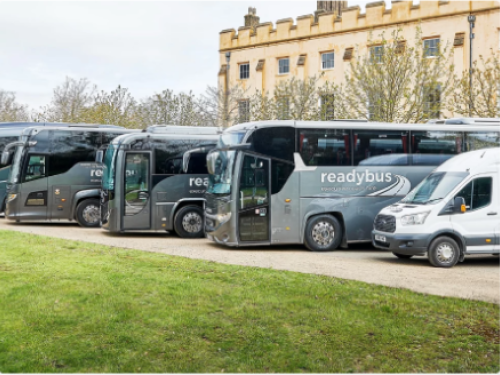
400;212;430;226
7;193;17;203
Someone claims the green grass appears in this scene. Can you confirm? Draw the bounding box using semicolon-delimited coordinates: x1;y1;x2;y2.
0;230;498;373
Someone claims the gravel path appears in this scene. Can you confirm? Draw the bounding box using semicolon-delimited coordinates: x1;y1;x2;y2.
1;220;499;304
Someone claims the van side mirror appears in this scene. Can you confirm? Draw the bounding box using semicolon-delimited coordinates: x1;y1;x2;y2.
95;150;104;163
454;197;466;214
1;151;11;166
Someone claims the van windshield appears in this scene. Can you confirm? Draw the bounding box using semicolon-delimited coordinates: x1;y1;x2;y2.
402;171;469;205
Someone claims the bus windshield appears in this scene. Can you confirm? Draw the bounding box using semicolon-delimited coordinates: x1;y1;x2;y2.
207;150;236;195
7;145;24;184
102;144;117;191
218;131;246;148
401;171;469;205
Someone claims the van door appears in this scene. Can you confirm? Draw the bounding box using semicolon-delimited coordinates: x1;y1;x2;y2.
451;174;498;253
122;152;152;230
19;154;49;220
237;154;271;243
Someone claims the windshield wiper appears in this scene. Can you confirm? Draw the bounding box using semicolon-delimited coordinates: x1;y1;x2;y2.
424;197;445;205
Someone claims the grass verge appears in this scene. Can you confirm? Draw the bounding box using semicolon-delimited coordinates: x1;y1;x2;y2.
0;230;498;373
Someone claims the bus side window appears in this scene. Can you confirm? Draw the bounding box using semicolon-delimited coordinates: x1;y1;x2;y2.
49;131;99;176
23;155;47;182
411;131;462;166
298;129;350;166
186;152;208;174
464;132;500;151
353;131;409;166
251;127;295;162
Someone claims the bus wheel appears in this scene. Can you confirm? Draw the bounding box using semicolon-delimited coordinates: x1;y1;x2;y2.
392;252;413;259
174;205;204;238
76;199;101;228
428;236;460;268
304;215;342;251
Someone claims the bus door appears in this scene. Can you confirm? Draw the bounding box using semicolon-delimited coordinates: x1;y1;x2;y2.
19;153;49;219
122;152;152;230
237;153;271;243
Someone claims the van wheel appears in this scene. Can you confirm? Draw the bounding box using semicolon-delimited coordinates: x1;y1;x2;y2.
392;252;413;259
304;214;342;252
174;205;204;239
76;199;101;228
428;236;460;268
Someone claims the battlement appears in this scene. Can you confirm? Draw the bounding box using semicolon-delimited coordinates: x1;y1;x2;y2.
220;1;499;51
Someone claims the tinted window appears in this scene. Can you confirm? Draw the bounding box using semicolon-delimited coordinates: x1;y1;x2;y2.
154;139;193;175
353;131;408;166
250;127;295;162
239;155;269;210
0;136;18;151
49;131;100;176
23;155;46;182
298;129;350;166
185;152;208;174
411;131;462;166
455;177;492;211
464;132;500;151
271;160;294;194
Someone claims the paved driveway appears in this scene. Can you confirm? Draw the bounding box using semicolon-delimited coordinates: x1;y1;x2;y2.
1;220;499;304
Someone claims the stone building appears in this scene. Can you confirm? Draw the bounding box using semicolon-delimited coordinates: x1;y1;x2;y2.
218;1;500;122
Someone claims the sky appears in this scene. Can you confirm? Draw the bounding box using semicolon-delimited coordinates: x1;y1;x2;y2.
0;0;383;110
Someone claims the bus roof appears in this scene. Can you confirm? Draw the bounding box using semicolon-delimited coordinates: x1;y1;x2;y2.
0;121;123;128
145;125;222;135
112;132;220;146
225;119;500;133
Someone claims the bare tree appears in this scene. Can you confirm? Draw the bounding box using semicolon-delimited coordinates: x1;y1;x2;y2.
447;52;500;118
80;85;141;128
140;90;205;127
333;28;454;123
197;85;248;127
37;77;96;123
0;90;29;122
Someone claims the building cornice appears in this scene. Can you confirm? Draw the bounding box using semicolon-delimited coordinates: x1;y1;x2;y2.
219;4;500;53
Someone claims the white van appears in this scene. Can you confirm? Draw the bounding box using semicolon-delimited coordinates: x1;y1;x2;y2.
372;148;500;267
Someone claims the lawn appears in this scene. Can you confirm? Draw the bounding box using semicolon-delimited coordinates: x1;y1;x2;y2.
0;230;498;373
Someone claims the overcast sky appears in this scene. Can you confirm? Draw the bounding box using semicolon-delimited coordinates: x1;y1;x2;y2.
0;0;383;110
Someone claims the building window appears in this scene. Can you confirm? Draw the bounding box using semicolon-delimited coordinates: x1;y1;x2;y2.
367;95;381;120
278;58;289;74
423;84;441;119
424;38;440;57
277;97;290;119
369;46;384;63
239;63;250;79
238;100;250;123
320;95;335;120
321;52;334;70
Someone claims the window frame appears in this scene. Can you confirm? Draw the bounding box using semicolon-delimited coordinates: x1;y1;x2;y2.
369;45;384;64
278;57;290;75
238;99;250;124
239;63;250;80
423;37;440;58
321;52;335;70
455;176;493;212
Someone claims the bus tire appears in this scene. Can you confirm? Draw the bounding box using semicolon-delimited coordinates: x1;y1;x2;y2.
392;252;413;259
76;199;101;228
428;236;460;268
304;214;342;252
174;205;204;239
0;199;5;217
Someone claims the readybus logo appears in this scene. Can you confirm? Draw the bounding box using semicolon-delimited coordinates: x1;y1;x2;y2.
190;177;208;187
321;170;392;186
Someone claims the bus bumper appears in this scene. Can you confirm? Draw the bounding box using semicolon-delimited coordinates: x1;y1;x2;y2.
372;230;428;256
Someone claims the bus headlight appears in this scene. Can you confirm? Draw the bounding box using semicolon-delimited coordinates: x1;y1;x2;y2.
7;193;17;203
217;212;232;225
401;212;430;226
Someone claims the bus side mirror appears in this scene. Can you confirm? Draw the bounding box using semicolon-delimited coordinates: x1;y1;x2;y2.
96;150;104;163
454;197;466;214
1;151;11;165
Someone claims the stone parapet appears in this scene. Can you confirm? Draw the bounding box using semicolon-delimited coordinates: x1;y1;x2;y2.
219;0;499;51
